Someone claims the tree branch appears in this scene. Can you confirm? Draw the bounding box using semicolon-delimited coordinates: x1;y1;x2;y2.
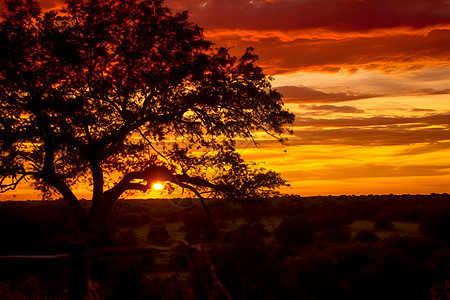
170;174;229;194
98;108;190;160
176;181;211;217
101;166;172;205
137;127;168;161
44;174;87;222
125;183;149;191
0;172;36;193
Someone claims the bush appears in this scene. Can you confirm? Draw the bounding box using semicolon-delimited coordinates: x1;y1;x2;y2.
275;216;315;246
297;257;346;299
182;213;216;242
90;256;146;300
345;201;381;219
113;229;139;245
147;225;171;246
321;211;355;229
276;245;296;260
110;213;152;227
159;209;180;223
212;234;289;299
325;227;351;242
386;236;437;260
336;246;376;273
240;222;270;238
420;208;450;244
373;215;394;230
355;230;379;242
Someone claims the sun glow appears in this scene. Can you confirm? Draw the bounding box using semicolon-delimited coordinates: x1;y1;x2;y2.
152;183;164;191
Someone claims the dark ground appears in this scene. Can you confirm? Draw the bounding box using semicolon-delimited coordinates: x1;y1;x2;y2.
0;193;449;299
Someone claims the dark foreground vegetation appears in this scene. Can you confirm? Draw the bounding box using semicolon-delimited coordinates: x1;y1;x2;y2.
1;193;449;299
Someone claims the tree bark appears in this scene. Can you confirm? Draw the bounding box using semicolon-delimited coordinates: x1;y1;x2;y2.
46;175;88;225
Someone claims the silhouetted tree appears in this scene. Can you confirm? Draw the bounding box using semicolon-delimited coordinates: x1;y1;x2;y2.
0;0;294;230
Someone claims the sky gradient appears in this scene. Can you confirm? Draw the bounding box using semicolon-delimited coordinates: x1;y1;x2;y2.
2;0;450;199
165;0;450;196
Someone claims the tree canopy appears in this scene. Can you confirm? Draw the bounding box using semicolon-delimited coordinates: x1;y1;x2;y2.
0;0;294;229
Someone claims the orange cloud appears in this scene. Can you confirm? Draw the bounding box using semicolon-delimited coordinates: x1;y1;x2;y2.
19;1;450;75
163;0;450;75
207;28;450;74
300;104;365;114
293;113;450;127
291;127;449;146
167;0;450;32
276;85;379;103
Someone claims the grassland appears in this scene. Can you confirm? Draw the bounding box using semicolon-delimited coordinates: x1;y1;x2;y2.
0;193;449;299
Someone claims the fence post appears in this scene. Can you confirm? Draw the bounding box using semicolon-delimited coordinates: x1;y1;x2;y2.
68;242;88;300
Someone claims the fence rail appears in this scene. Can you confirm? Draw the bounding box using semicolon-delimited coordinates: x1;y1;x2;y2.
0;241;232;300
0;254;71;260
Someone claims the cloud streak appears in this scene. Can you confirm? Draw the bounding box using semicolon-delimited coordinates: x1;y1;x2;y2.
283;163;450;180
301;104;365;114
168;0;450;32
277;85;379;103
210;29;450;74
293;113;450;127
291;127;450;146
29;1;450;75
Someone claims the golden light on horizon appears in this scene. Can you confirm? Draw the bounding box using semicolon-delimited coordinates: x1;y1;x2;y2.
1;0;449;202
152;183;164;191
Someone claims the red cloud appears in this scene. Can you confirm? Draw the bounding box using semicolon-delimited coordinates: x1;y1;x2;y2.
167;0;450;32
26;1;450;75
208;28;450;74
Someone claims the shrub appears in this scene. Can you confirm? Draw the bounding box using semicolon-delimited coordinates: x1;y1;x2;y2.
113;229;139;245
373;215;394;230
275;216;315;246
240;222;270;238
325;227;351;242
345;247;435;300
355;230;379;242
182;213;217;242
321;211;355;228
90;256;146;300
297;257;346;299
147;225;171;246
110;213;152;227
386;236;437;260
212;235;289;299
276;245;296;260
420;208;450;244
397;207;422;222
159;209;180;223
345;201;381;219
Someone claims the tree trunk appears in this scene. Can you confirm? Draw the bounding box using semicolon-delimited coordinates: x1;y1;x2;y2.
85;193;119;234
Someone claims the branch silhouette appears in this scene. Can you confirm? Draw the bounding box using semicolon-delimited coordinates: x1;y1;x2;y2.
0;0;294;231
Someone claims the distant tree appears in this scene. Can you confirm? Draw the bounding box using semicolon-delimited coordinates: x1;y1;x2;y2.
0;0;294;230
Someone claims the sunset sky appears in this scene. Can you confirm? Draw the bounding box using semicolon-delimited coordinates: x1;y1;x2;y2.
165;0;450;196
2;0;450;199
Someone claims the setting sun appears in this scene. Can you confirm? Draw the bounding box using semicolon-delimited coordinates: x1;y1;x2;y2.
152;183;164;191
